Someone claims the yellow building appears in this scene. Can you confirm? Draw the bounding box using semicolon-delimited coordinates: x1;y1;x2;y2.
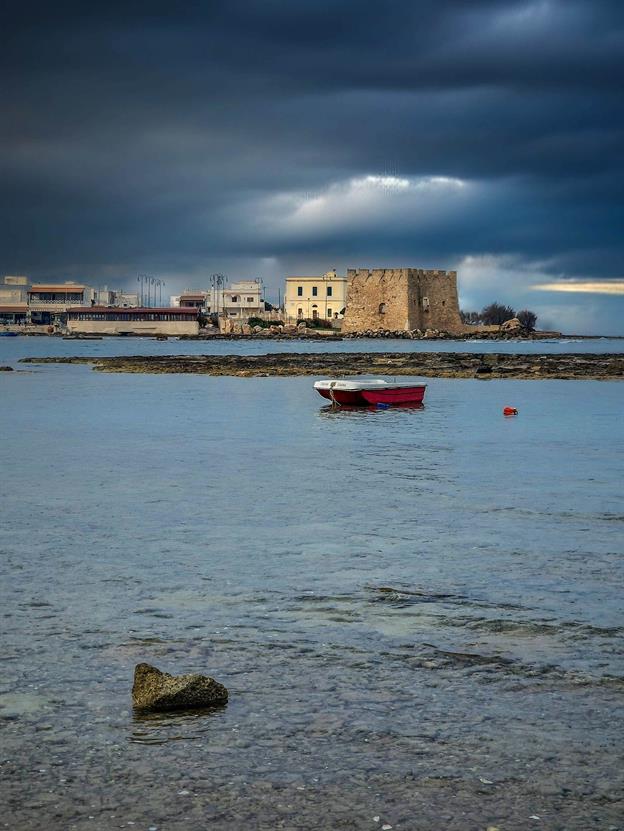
284;270;347;322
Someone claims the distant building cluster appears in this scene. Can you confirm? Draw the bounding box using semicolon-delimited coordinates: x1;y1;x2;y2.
0;276;139;327
1;267;466;336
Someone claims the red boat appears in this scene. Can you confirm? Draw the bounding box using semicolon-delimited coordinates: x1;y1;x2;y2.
314;378;426;407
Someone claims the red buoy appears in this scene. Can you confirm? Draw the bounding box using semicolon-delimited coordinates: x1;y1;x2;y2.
503;406;518;416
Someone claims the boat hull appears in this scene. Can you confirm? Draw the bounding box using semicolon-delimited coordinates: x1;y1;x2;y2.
316;385;426;407
361;386;426;406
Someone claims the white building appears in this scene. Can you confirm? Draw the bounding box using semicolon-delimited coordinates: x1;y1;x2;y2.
221;280;264;319
94;287;139;307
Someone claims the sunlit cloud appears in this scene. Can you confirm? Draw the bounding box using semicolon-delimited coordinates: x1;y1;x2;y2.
451;253;618;334
532;281;624;295
252;173;472;239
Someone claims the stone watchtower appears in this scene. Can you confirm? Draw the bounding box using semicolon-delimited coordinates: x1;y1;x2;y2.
341;268;463;334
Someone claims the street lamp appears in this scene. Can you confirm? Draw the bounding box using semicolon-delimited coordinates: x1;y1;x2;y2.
137;274;149;306
210;273;226;316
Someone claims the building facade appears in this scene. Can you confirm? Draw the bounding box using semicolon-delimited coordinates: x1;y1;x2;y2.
284;271;347;321
174;279;265;319
66;306;199;336
341;268;464;334
27;283;96;324
0;276;29;326
221;280;264;319
94;287;139;307
0;275;29;305
177;292;207;309
0;304;28;325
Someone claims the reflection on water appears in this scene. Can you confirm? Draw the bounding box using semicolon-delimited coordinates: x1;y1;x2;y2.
1;368;623;830
130;706;228;745
318;402;426;417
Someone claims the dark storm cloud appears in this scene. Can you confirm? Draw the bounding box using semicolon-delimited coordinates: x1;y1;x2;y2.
2;0;623;330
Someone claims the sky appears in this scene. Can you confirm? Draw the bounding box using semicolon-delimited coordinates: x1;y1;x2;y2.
2;0;623;333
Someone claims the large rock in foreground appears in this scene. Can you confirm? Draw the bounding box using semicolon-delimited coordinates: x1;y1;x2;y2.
132;663;228;712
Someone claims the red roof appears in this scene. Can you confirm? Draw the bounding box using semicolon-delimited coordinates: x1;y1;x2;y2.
66;306;197;315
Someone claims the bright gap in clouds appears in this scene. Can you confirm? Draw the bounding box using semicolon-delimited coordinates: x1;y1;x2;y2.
260;173;471;236
359;175;410;190
532;281;624;295
355;174;465;191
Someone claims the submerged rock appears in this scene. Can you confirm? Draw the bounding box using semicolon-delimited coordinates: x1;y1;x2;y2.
132;663;228;712
0;365;14;371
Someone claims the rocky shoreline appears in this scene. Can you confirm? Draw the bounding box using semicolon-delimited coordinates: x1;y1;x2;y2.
20;351;624;379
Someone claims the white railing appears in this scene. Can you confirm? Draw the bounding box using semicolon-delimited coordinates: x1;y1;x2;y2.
28;296;83;305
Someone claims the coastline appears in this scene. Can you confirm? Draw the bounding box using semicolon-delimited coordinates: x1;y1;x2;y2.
20;351;624;379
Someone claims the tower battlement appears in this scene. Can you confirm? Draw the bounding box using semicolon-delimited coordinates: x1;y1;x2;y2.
342;268;463;333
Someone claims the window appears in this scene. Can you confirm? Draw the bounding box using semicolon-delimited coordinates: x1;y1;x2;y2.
297;286;303;297
379;303;386;314
246;297;254;303
312;286;318;297
422;297;430;311
231;295;238;303
297;308;303;318
327;286;332;297
327;308;332;318
312;309;319;320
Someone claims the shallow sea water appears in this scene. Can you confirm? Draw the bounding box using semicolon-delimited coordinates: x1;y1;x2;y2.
1;340;623;830
1;333;624;366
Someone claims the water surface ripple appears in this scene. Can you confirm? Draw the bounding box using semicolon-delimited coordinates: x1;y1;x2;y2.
1;345;623;830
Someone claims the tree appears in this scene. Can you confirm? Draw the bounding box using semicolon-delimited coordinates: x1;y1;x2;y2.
460;310;482;325
481;302;516;325
516;309;537;330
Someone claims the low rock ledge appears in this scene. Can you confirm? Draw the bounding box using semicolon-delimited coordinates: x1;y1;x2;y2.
132;662;228;712
22;351;624;380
